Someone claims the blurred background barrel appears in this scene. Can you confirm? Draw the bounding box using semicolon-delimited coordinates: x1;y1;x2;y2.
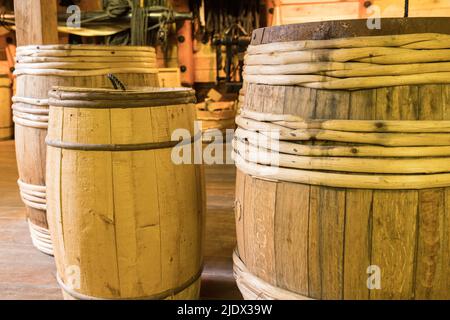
13;45;159;255
46;87;204;300
0;74;11;140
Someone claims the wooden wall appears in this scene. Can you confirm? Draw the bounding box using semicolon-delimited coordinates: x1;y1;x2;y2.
270;0;450;26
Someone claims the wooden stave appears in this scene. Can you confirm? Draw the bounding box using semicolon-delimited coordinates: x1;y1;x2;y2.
14;71;159;253
0;76;12;140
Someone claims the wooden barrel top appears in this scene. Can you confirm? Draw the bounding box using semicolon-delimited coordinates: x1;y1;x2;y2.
48;86;196;108
251;18;450;45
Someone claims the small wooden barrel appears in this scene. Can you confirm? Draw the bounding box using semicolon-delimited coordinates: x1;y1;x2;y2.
46;87;204;300
158;68;181;87
235;18;450;300
0;74;12;140
13;45;159;255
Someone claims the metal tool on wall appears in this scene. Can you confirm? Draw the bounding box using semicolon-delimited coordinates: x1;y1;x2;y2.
192;0;261;87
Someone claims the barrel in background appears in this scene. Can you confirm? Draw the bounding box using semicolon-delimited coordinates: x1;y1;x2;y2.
0;74;12;140
13;45;159;255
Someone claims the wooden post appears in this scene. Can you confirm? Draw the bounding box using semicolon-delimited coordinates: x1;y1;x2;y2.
171;0;195;86
13;0;58;46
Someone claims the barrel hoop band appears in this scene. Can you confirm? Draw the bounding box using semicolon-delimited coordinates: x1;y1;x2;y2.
234;153;450;190
12;96;49;106
14;68;159;77
13;116;48;129
244;33;450;90
239;109;450;133
13;110;49;123
18;180;47;211
47;97;197;109
16;44;156;53
56;266;203;300
235;128;450;158
233;250;313;300
12;104;49;115
236;114;450;147
46;134;199;152
28;220;53;256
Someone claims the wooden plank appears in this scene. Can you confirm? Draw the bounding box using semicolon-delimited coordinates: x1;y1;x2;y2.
314;90;350;120
110;108;161;297
242;174;256;268
319;187;346;300
375;86;419;120
370;191;418;299
14;0;58;46
415;189;448;299
251;179;277;284
277;1;361;25
274;182;309;296
283;87;316;119
61;107;120;298
343;89;375;299
343;190;372;299
234;170;247;262
308;185;321;299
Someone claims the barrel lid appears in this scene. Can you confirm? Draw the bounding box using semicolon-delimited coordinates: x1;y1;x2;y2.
48;86;197;108
251;17;450;45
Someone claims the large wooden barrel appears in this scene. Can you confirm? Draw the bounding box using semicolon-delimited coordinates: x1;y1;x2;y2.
13;45;159;255
46;87;204;300
0;74;12;140
234;18;450;300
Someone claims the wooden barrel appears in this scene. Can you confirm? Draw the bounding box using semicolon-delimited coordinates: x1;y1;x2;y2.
46;87;204;300
0;74;12;140
234;18;450;300
13;45;159;255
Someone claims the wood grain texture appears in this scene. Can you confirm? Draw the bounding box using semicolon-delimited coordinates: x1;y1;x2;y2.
13;0;58;46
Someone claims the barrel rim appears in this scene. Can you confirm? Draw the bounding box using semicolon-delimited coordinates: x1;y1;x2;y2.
48;86;197;108
251;17;450;45
16;44;156;53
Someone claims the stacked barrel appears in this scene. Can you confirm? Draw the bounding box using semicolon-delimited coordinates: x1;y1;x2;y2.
234;18;450;300
13;45;159;255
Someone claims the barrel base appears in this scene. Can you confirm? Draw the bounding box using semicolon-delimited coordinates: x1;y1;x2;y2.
58;276;201;300
233;250;312;300
28;220;53;256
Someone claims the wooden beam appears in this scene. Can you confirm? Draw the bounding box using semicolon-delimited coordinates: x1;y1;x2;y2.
171;0;195;86
13;0;58;46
